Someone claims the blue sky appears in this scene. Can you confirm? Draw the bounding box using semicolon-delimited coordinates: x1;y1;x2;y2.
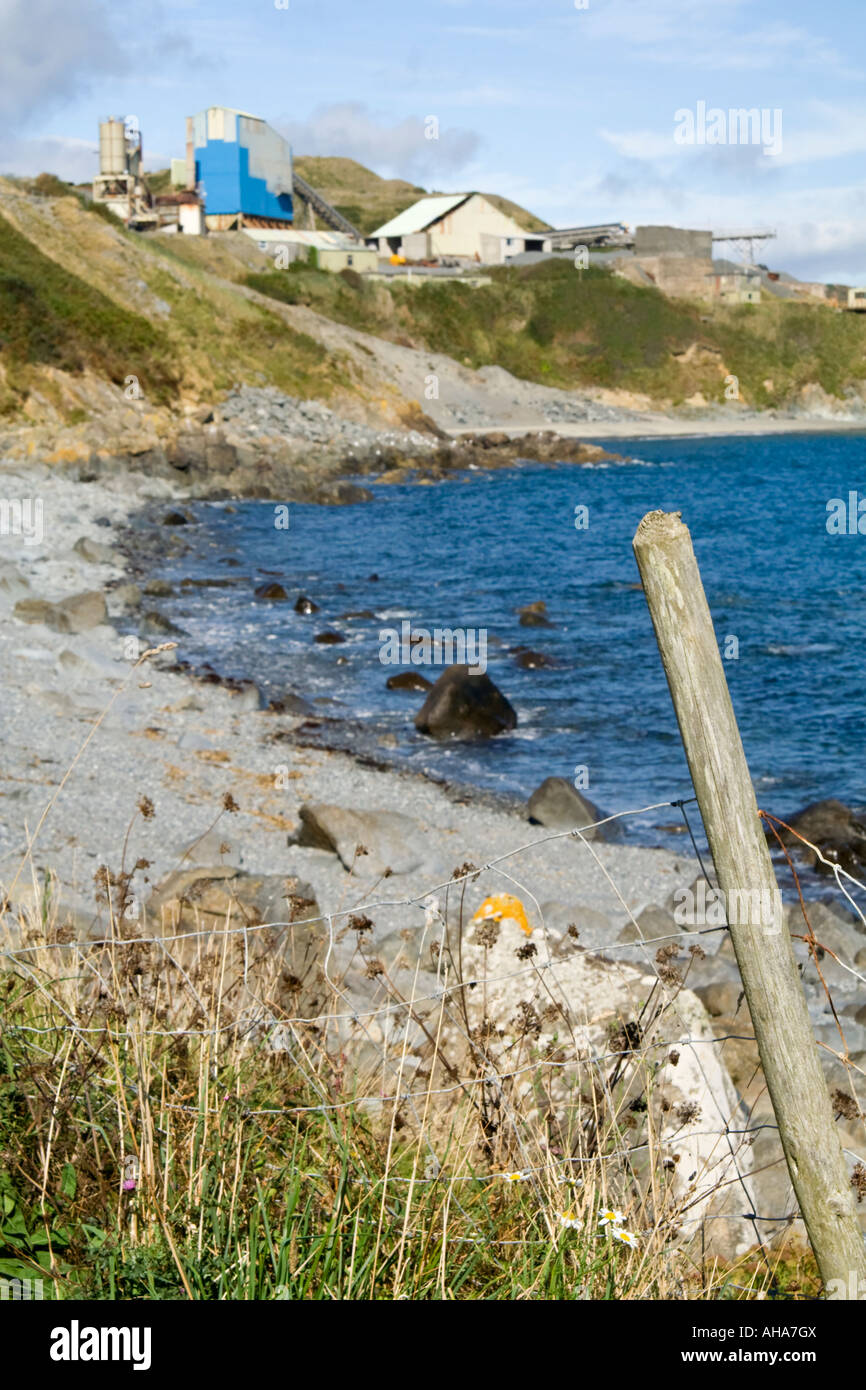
2;0;865;282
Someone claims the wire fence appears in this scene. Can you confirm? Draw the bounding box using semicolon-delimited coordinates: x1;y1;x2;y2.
2;784;864;1290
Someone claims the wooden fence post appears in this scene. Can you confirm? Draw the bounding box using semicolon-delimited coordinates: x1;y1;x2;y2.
633;508;866;1292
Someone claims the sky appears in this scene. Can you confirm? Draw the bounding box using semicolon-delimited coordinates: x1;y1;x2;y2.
1;0;865;283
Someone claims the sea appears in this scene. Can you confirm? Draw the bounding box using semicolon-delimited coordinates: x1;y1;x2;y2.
142;429;866;843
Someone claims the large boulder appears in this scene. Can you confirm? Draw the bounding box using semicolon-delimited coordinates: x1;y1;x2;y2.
292;803;430;877
14;589;108;633
517;600;554;628
386;671;432;693
134;868;327;1033
527;776;619;841
4;868;328;1042
414;665;517;740
784;899;865;998
512;647;555;670
73;536;116;565
433;916;755;1259
773;799;866;874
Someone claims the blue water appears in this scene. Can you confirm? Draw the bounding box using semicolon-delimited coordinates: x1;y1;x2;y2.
149;431;866;837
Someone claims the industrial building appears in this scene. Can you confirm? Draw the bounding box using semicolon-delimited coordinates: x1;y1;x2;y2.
712;268;762;305
188;106;294;230
92;118;159;230
370;193;550;264
245;228;377;273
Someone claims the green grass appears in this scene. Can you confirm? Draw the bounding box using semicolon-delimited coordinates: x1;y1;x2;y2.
0;996;822;1301
0;213;178;409
247;257;866;406
5;182;866;416
0;855;820;1303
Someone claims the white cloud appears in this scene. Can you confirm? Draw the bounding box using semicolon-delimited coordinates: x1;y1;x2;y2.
0;134;99;182
276;102;481;180
583;0;858;77
600;129;679;162
0;0;195;134
0;0;124;129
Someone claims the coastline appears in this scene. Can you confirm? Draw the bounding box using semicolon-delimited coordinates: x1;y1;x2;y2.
0;453;697;927
2;405;862;913
449;414;866;442
1;436;864;1257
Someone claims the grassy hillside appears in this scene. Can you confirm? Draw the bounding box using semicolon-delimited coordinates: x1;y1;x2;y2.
0;182;342;418
290;156;549;236
246;258;866;408
483;193;551;233
291;156;426;236
2;176;866;419
0;213;179;410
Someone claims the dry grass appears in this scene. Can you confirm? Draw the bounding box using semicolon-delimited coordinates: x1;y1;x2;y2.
0;652;820;1301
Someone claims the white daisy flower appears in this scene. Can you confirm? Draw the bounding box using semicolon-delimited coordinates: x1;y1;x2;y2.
613;1228;639;1247
501;1171;528;1184
559;1210;583;1230
597;1207;625;1227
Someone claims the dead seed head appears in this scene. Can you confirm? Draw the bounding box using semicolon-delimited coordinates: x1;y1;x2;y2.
610;1020;642;1054
452;861;479;881
514;1000;542;1039
833;1089;861;1122
474;918;500;948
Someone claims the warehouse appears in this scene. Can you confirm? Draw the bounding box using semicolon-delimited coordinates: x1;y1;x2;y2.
189;106;294;230
370;193;548;264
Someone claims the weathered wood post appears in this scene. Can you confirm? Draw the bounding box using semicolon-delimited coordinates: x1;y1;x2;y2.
633;508;866;1292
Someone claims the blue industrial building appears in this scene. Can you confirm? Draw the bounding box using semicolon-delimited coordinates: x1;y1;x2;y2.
188;106;294;229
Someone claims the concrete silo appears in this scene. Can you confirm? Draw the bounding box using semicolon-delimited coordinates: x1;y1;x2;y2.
92;117;158;229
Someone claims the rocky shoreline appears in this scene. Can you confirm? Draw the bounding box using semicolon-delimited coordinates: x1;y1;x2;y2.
1;410;865;1256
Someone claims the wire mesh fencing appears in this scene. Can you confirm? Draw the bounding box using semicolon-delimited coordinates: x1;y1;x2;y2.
3;790;864;1297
